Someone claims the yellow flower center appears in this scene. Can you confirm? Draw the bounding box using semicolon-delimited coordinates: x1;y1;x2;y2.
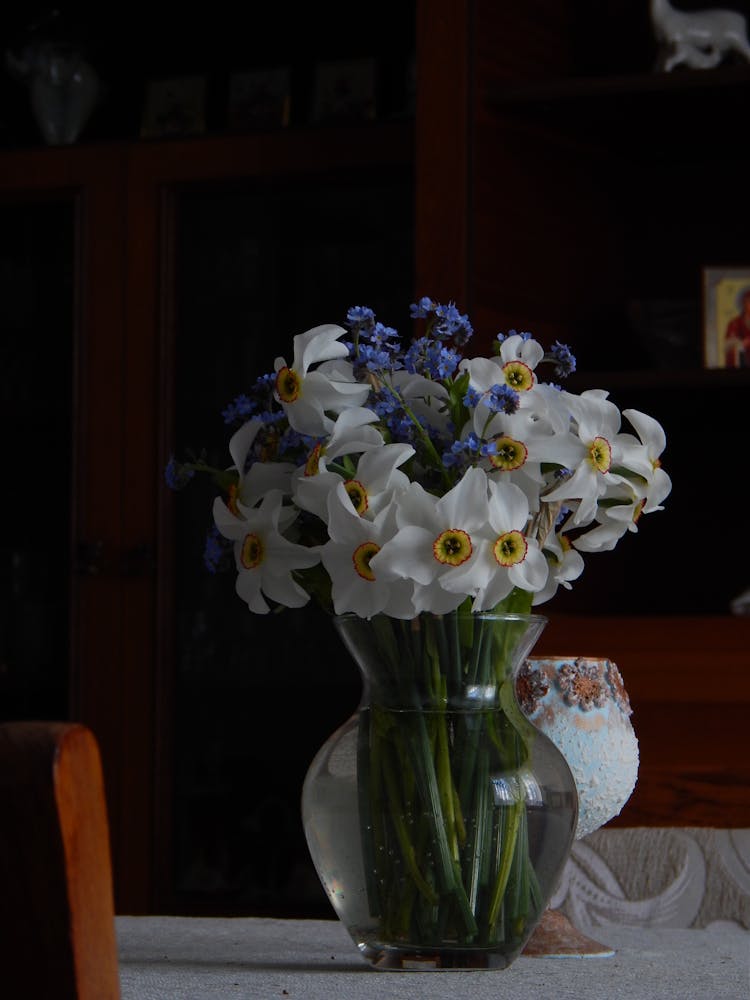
344;479;368;515
588;436;612;473
353;540;379;581
493;530;527;567
489;436;528;471
275;366;301;403
240;532;264;570
433;529;472;566
305;443;322;477
227;483;240;516
502;360;534;391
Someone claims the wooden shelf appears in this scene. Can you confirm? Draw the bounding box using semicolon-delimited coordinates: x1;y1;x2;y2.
536;614;750;698
566;366;750;391
535;614;750;827
487;66;750;157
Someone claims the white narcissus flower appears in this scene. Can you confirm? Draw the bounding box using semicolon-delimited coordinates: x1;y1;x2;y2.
319;484;415;619
572;469;672;554
443;479;549;611
542;389;629;527
273;324;370;436
459;333;546;423
295;441;414;522
568;407;672;552
228;419;296;507
473;408;582;513
213;489;319;614
533;530;585;605
621;408;672;514
370;466;490;615
172;299;670;619
313;407;384;459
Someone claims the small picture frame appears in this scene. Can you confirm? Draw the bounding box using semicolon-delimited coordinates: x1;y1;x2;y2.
227;68;291;132
141;76;207;139
311;57;376;124
702;266;750;368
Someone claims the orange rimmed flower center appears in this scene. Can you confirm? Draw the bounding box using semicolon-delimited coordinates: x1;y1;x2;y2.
492;530;527;567
502;360;534;392
275;366;301;403
240;532;264;569
227;482;241;516
588;436;612;473
433;529;472;566
344;479;368;515
489;436;528;471
304;442;322;477
353;540;379;581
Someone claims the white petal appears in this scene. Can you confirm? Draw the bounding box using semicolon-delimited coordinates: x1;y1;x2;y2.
623;408;667;457
261;571;311;609
235;569;270;614
292;323;349;374
370;525;436;585
228;419;262;473
241;461;295;507
356;443;415;492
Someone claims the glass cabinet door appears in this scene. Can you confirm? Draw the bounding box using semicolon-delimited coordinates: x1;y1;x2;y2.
0;197;74;722
160;163;414;915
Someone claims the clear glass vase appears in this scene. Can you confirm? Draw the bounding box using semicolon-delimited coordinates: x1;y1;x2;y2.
302;611;578;971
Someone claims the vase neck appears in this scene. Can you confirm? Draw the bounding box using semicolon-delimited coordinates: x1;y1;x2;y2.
333;612;547;711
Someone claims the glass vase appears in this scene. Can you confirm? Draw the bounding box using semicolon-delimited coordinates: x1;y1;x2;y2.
302;611;578;971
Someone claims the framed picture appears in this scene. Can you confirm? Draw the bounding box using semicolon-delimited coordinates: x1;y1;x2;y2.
141;76;206;139
227;68;290;131
311;57;376;124
703;266;750;368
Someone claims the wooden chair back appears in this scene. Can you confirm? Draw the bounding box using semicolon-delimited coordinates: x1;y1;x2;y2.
0;721;120;999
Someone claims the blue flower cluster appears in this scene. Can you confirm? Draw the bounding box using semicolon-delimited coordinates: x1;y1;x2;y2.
344;306;403;378
410;297;474;345
165;455;195;490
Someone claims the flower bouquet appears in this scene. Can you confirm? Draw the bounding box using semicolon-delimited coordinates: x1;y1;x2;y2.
167;297;670;968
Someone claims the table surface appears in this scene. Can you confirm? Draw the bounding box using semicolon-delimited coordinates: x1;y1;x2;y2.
116;915;750;1000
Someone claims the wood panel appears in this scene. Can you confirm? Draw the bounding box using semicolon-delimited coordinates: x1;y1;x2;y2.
0;144;144;907
414;0;471;305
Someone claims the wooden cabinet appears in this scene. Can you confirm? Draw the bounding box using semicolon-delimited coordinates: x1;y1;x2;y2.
0;122;414;915
1;0;748;917
416;0;750;831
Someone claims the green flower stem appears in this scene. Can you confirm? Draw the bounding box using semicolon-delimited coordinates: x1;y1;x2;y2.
353;611;543;950
384;380;454;491
463;746;490;917
380;729;439;907
513;810;532;937
404;717;459;894
435;704;459;862
488;798;523;934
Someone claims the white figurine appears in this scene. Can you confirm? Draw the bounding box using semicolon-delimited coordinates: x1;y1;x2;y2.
650;0;750;71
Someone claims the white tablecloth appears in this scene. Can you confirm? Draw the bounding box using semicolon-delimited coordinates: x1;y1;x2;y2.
116;915;750;1000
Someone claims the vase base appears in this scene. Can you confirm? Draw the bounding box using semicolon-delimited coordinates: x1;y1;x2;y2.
522;908;615;958
358;941;519;971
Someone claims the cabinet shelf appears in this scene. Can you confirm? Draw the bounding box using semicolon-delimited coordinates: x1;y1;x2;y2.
487;65;750;157
567;366;750;391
